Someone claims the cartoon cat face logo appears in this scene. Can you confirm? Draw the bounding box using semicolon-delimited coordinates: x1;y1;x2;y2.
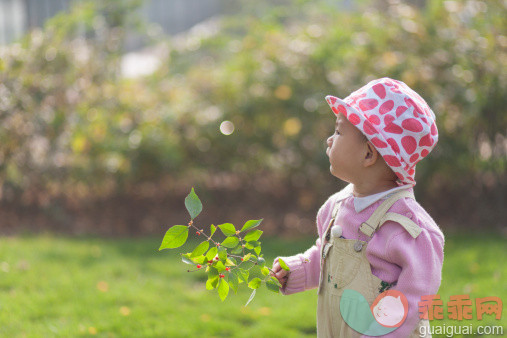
370;290;409;328
373;295;404;326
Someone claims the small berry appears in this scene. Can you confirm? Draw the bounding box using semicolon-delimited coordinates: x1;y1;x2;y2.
240;258;244;261
225;267;230;271
219;274;225;278
214;256;219;261
196;231;200;235
197;264;202;269
208;260;213;264
216;243;220;246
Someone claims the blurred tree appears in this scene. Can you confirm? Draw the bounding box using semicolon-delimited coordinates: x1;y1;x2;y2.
156;0;506;227
161;0;506;191
0;0;143;203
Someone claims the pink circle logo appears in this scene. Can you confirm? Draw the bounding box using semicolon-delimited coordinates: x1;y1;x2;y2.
371;290;409;328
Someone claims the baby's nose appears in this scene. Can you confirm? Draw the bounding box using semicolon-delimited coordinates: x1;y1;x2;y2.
326;136;333;146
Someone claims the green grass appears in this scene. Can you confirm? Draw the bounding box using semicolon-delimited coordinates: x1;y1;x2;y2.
0;232;505;337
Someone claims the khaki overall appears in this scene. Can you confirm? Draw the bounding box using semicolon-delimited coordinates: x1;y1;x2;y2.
317;190;431;337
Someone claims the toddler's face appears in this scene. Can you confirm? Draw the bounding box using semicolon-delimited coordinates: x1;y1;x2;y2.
326;114;367;182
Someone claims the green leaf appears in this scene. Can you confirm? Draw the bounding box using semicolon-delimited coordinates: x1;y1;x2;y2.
181;254;195;265
278;258;290;271
231;245;243;255
242;253;252;262
245;289;256;307
244;230;263;242
266;277;281;293
208;266;219;277
218;279;229;302
261;266;270;276
229;272;239;294
240;219;263;232
159;225;189;250
257;256;266;267
210;224;217;237
191;241;210;258
237;269;249;283
248;277;262;290
254;245;261;256
218;246;227;261
249;265;262;279
225;257;236;266
270;276;282;287
221;236;239;248
218;223;236;236
215;261;226;272
206;247;218;261
193;256;206;264
206;275;219;290
185;187;202;220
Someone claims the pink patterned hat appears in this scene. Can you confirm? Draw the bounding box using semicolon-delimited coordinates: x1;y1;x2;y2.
325;78;438;185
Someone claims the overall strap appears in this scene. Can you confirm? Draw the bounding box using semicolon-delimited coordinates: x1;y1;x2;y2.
331;200;341;219
323;201;341;242
323;185;353;240
359;190;422;239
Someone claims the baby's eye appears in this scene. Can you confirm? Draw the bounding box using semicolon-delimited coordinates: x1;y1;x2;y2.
335;129;340;135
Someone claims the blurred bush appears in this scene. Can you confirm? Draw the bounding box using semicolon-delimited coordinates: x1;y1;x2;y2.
0;0;505;233
0;0;145;202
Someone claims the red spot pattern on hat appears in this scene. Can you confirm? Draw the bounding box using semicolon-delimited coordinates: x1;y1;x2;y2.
402;118;423;132
338;105;347;116
379;100;394;115
359;98;379;111
348;113;361;125
373;83;386;99
325;78;438;185
384;114;395;126
419;134;433;147
384;155;402;167
387;138;400;154
402;136;417;154
371;137;387;148
368;115;381;125
396;106;408;117
363;120;377;135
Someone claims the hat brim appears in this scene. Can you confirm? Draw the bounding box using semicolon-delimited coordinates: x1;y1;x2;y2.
325;95;364;126
324;95;415;186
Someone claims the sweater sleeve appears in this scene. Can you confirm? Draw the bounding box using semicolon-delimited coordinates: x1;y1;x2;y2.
275;236;323;295
363;226;444;338
275;195;336;295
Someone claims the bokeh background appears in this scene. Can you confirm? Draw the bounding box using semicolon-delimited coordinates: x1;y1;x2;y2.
0;0;505;336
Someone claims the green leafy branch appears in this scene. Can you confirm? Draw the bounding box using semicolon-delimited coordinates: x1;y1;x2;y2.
159;188;290;305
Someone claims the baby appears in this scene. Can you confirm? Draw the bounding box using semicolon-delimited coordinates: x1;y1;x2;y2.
271;78;444;337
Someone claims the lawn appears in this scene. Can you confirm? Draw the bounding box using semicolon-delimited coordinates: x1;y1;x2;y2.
0;231;505;337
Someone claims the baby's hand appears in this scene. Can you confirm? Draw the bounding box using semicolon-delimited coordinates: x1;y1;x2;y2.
270;260;289;289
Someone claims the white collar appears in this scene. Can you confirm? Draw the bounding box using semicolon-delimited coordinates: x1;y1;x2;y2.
334;184;412;213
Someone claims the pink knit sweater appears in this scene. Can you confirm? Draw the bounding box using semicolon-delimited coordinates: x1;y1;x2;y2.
276;187;445;337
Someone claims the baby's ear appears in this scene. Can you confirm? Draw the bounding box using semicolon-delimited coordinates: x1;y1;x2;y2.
363;141;379;166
